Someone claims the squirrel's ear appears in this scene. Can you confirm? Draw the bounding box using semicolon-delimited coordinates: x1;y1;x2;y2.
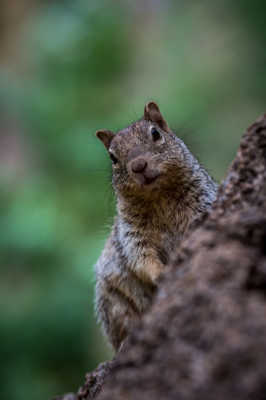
144;101;169;132
96;129;115;150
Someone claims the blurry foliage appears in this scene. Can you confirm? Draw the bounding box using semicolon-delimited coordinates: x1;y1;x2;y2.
0;0;266;399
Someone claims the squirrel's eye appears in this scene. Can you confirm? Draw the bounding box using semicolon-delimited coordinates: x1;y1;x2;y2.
151;127;161;142
109;152;118;164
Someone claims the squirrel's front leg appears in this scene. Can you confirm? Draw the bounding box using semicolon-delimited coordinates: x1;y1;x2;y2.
133;250;165;285
95;279;140;351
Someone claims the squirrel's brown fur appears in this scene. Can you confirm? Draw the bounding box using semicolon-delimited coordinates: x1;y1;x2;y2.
94;102;217;350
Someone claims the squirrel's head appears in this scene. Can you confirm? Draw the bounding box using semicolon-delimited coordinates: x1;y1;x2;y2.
96;102;190;199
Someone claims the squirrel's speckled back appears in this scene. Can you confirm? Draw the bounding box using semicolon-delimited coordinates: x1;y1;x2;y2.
94;102;217;350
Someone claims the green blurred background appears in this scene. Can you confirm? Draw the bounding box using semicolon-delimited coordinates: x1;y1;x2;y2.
0;0;266;399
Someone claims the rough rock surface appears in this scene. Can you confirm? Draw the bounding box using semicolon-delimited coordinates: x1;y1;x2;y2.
56;113;266;400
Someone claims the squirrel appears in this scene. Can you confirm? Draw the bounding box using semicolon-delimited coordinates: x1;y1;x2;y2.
94;101;217;351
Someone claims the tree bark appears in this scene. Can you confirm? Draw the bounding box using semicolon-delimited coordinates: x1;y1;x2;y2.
55;112;266;400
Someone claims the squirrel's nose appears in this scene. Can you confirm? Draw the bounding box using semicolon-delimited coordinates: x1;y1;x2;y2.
131;158;147;173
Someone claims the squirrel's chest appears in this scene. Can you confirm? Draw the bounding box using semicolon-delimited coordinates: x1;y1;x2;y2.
118;221;181;268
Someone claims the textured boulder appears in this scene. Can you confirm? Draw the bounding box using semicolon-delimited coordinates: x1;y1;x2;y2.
57;113;266;400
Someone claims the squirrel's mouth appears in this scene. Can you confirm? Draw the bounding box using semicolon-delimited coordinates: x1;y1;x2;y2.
133;169;160;186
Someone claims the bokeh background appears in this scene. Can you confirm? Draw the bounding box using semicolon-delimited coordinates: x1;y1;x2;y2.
1;0;266;399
